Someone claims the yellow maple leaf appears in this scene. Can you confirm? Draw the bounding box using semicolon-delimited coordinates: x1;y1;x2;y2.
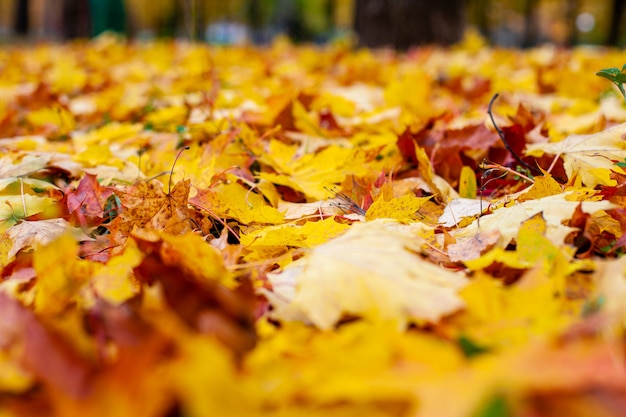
365;194;431;223
158;231;231;285
91;238;143;305
241;216;349;249
516;171;562;202
32;233;94;315
258;139;353;200
144;106;188;132
452;192;615;249
190;182;284;225
459;269;575;348
25;105;75;137
266;220;468;330
72;122;143;149
73;144;125;169
526;122;626;188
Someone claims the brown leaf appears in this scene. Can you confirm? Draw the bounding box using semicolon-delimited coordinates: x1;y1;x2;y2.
132;231;257;358
447;229;501;262
108;179;191;246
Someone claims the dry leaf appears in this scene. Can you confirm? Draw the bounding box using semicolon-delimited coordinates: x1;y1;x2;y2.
526;123;626;188
7;219;91;259
265;220;468;329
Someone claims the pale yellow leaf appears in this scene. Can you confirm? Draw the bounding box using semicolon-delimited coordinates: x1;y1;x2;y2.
0;195;58;232
452;192;615;248
6;219;91;259
265;220;468;330
526;122;626;188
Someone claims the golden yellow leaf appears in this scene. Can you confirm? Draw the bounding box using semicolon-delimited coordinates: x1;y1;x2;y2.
241;216;350;249
516;172;562;202
32;233;93;315
158;231;231;285
258;140;352;200
415;145;444;200
73;144;125;169
92;238;143;305
190;182;284;225
171;335;258;417
365;194;431;223
25;105;75;137
72;122;143;148
144;106;188;132
459;269;575;348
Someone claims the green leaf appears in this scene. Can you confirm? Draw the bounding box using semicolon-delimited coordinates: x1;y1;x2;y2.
596;71;617;82
472;393;511;417
458;334;490;358
597;67;621;78
622;63;626;72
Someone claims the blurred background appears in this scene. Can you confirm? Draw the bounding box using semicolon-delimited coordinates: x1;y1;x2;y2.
0;0;624;47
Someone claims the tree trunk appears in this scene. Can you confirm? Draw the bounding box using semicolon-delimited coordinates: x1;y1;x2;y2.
14;0;29;35
608;0;625;45
354;0;466;49
521;0;537;48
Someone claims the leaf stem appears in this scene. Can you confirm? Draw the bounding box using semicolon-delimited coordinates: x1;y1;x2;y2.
480;162;535;184
487;94;541;176
169;146;190;194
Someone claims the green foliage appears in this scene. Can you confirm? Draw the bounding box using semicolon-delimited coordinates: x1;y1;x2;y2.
596;64;626;102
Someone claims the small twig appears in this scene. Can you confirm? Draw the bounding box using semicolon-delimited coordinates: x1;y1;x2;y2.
168;146;190;194
188;200;240;242
487;94;541;176
479;162;535;184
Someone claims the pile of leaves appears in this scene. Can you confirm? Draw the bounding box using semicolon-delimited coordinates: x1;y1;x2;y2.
2;32;626;416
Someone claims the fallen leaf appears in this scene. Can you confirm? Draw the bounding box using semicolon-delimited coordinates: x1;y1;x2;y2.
452;192;616;248
108;179;191;245
365;194;431;223
32;233;94;315
66;174;115;228
526;122;626;188
447;229;500;262
0;293;94;397
265;220;468;330
190;182;284;225
7;219;91;259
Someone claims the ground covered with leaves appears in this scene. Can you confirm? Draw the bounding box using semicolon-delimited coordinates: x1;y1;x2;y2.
2;32;626;416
